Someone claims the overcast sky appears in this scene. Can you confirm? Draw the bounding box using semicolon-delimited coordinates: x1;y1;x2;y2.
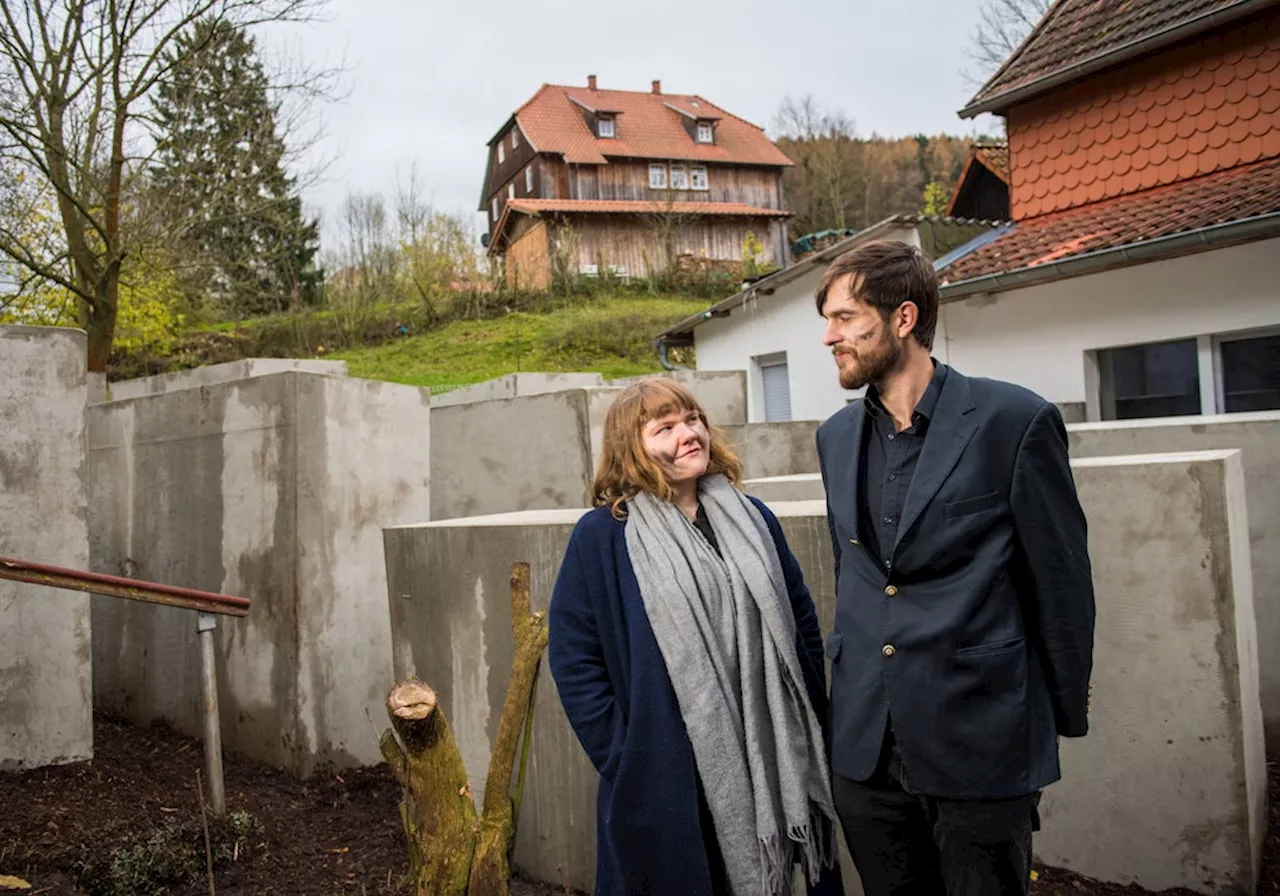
277;0;1008;244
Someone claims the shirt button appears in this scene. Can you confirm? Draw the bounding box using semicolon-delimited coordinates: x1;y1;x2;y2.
884;585;898;597
887;433;895;441
882;516;894;524
888;473;897;481
882;645;896;657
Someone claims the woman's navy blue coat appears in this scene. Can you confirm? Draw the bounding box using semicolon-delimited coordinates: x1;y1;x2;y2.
548;497;844;896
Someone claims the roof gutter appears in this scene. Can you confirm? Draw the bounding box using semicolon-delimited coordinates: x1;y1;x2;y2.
939;211;1280;300
958;0;1274;118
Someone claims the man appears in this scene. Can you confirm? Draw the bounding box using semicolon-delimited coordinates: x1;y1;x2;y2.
813;240;1095;895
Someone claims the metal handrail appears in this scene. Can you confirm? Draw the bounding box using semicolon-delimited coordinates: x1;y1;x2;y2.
1;554;251;814
0;556;249;616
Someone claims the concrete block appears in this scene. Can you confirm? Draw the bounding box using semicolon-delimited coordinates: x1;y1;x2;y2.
89;371;430;775
385;451;1263;894
743;473;825;503
0;326;92;769
430;391;594;520
608;369;748;425
108;358;347;401
1067;412;1280;745
430;373;605;408
721;420;821;480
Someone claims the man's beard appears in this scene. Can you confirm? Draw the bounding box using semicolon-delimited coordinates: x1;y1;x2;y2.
836;328;902;390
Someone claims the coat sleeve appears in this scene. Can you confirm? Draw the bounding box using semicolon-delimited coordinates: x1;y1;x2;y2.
548;527;622;775
1010;402;1096;738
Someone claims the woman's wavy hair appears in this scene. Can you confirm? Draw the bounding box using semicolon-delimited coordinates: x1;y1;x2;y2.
592;377;744;519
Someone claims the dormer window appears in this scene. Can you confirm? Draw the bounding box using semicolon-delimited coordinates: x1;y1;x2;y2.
511;128;519;150
696;121;714;144
498;142;505;165
598;116;616;138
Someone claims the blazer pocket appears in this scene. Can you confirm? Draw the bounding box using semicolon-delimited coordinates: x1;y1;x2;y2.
954;636;1025;657
825;631;844;661
944;491;1000;520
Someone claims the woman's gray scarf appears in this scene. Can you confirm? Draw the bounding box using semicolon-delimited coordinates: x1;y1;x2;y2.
624;473;837;896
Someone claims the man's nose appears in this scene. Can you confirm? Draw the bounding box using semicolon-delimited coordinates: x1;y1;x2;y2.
822;320;841;346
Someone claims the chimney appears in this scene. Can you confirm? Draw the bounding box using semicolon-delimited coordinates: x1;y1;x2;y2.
587;74;597;91
652;80;661;94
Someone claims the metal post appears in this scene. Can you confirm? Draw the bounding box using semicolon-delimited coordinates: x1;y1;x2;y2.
197;612;226;816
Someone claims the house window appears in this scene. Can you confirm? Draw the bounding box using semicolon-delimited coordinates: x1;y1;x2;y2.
498;142;505;165
758;356;792;422
1220;332;1280;412
507;183;515;200
491;197;498;220
525;165;534;193
1097;338;1201;420
598;116;615;138
669;164;688;190
691;166;708;191
512;128;519;150
649;163;668;189
696;121;714;143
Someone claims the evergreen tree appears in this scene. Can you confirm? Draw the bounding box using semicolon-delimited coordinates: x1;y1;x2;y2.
151;19;321;317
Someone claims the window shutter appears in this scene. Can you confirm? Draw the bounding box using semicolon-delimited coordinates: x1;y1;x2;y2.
761;362;791;422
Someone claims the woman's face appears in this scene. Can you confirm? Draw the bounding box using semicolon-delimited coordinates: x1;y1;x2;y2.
641;406;710;488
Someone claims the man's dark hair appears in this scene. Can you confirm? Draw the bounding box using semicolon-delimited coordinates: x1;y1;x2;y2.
814;239;939;350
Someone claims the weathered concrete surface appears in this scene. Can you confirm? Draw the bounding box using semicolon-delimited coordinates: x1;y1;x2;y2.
1068;412;1280;745
608;369;748;425
108;358;346;401
721;420;821;480
431;372;605;408
386;451;1263;894
744;473;824;503
0;326;93;769
430;391;594;520
90;371;430;775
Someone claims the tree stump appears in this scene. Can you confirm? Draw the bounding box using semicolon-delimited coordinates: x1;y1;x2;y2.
381;562;549;896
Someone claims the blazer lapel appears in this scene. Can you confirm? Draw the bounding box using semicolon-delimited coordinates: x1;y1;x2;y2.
831;400;867;544
893;369;978;555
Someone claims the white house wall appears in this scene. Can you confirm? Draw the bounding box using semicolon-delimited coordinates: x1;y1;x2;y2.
940;238;1280;413
694;235;1280;423
694;223;918;422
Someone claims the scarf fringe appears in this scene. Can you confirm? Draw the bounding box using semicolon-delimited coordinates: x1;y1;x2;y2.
758;803;839;895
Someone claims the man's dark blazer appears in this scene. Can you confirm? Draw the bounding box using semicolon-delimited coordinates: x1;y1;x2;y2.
816;361;1095;800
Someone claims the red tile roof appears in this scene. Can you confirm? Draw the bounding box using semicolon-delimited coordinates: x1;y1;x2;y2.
965;0;1262;114
511;84;793;168
939;156;1280;284
974;142;1010;181
507;198;791;217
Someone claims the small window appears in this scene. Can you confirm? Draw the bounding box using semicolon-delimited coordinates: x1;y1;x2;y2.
760;359;792;422
669;164;688;190
491;197;498;220
511;128;519;150
649;163;668;189
507;183;515;200
525;166;534;193
1098;338;1200;420
691;166;708;190
1221;332;1280;412
696;121;714;143
598;116;615;138
497;142;505;165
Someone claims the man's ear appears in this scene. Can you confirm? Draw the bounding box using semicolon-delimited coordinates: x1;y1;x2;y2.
895;302;919;340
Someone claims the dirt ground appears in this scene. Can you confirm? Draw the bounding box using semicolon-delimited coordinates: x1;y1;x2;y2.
1;714;1276;895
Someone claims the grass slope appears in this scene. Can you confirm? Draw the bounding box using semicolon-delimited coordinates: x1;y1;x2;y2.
327;295;704;390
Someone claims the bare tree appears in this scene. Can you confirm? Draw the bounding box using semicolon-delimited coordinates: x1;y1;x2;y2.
0;0;331;370
773;94;864;233
963;0;1053;86
394;164;480;321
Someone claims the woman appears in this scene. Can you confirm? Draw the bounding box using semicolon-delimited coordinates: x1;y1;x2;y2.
548;378;842;896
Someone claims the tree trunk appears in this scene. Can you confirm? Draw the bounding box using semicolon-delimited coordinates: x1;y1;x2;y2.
382;561;550;896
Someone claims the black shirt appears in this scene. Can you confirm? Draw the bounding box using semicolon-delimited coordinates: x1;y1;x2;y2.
857;361;948;568
692;502;722;557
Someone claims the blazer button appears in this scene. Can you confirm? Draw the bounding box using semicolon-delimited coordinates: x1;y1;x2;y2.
884;585;898;597
882;645;896;657
849;538;859;546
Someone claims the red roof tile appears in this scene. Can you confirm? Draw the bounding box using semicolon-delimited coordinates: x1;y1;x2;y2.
965;0;1261;114
939;156;1280;284
511;84;793;168
507;199;791;217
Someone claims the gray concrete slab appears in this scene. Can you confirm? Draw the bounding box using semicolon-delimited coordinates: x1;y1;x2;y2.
608;370;748;425
385;450;1264;894
430;373;605;408
0;326;93;769
89;371;430;775
721;420;821;480
108;358;346;400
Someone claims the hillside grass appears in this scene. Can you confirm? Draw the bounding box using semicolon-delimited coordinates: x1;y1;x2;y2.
325;294;704;390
